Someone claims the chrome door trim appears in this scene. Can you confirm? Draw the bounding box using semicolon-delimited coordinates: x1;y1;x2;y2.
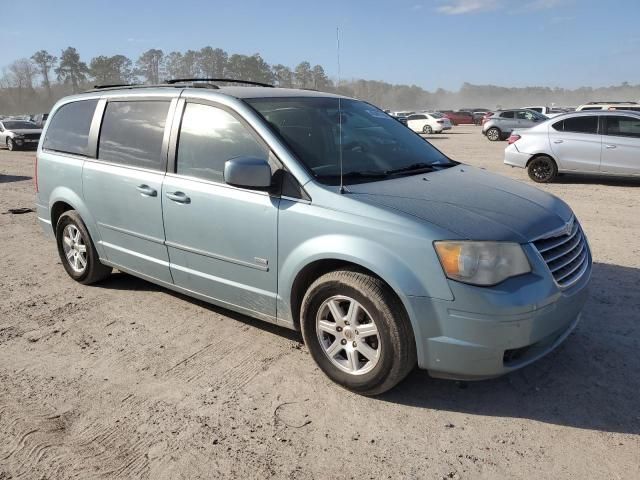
97;222;165;245
165;240;269;271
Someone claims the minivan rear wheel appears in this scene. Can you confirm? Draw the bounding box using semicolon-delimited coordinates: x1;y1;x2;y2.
300;268;416;395
486;127;501;141
527;155;558;183
55;210;112;284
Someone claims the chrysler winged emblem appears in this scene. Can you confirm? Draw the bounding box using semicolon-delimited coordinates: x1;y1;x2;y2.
564;218;574;236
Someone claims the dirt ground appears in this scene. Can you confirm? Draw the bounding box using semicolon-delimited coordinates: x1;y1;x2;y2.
0;125;638;479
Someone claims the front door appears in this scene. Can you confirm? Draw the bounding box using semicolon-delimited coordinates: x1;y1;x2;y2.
600;115;640;175
161;100;279;321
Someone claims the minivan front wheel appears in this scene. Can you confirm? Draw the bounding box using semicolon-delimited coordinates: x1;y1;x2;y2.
527;155;558;183
486;127;501;141
300;269;416;395
55;210;112;284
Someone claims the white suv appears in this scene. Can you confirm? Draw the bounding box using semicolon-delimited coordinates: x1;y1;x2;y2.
576;102;640;112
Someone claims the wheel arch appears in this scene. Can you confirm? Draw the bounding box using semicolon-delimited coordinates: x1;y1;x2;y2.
48;187;106;258
526;152;558;168
285;254;429;368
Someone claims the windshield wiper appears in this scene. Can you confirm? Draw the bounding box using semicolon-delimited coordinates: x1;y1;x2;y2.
385;163;437;176
316;171;389;180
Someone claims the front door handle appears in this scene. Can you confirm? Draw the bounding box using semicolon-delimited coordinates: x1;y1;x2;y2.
605;144;617;149
553;139;564;144
136;184;157;197
166;191;191;204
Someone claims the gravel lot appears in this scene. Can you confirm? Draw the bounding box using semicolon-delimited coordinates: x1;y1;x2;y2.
1;125;638;479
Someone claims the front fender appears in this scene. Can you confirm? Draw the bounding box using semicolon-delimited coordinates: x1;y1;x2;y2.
277;233;453;319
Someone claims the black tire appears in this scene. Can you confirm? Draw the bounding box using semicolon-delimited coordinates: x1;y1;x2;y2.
300;268;416;396
486;127;501;141
527;155;558;183
422;124;433;134
55;210;112;284
7;138;16;151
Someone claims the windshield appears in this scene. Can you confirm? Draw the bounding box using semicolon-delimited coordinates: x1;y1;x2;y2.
246;97;452;185
3;121;39;130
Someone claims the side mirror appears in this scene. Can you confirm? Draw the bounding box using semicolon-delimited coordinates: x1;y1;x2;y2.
224;156;272;189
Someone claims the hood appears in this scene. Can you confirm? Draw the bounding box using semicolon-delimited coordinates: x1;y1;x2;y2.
10;129;42;135
346;165;573;243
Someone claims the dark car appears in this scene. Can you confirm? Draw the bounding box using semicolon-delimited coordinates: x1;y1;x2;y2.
439;110;474;125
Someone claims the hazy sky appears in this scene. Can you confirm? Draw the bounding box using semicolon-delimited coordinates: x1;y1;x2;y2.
2;0;639;90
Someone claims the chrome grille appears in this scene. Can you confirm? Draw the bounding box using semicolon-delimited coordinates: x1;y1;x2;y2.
533;218;589;288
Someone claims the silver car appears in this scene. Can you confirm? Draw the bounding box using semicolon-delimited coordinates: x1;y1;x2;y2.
36;82;591;394
482;109;547;141
0;119;43;150
505;110;640;182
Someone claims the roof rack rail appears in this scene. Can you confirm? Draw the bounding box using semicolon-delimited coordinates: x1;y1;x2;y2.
165;78;274;88
93;83;140;89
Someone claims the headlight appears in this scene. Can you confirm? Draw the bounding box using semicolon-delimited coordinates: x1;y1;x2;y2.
434;241;531;286
14;134;24;139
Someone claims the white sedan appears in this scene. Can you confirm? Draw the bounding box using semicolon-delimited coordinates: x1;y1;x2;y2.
504;111;640;182
406;112;452;134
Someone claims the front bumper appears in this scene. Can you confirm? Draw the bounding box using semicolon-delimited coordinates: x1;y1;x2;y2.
406;244;591;379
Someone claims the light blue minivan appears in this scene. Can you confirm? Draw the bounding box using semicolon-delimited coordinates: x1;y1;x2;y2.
35;80;591;394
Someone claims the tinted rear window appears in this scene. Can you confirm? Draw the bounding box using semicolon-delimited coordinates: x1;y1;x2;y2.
500;111;515;119
43;99;98;156
98;101;170;170
558;116;598;134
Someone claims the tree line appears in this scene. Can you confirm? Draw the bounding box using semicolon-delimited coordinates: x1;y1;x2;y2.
1;46;639;114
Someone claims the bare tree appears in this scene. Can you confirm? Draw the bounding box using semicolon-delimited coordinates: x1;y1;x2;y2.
31;50;57;99
8;59;38;90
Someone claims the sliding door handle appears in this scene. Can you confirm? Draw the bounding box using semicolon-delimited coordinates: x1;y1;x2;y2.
166;191;191;204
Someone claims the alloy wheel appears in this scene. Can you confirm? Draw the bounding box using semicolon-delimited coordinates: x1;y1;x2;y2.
62;224;88;273
316;295;381;375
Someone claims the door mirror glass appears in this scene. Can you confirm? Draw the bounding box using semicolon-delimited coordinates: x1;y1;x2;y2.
224;156;272;189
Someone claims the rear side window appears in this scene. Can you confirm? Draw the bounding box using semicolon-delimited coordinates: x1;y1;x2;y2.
559;116;599;134
580;107;602;111
500;111;515;119
98;101;170;170
176;103;268;183
43;99;98;156
605;116;640;138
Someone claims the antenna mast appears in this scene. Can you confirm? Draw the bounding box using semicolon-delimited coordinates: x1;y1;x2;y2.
337;26;345;194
